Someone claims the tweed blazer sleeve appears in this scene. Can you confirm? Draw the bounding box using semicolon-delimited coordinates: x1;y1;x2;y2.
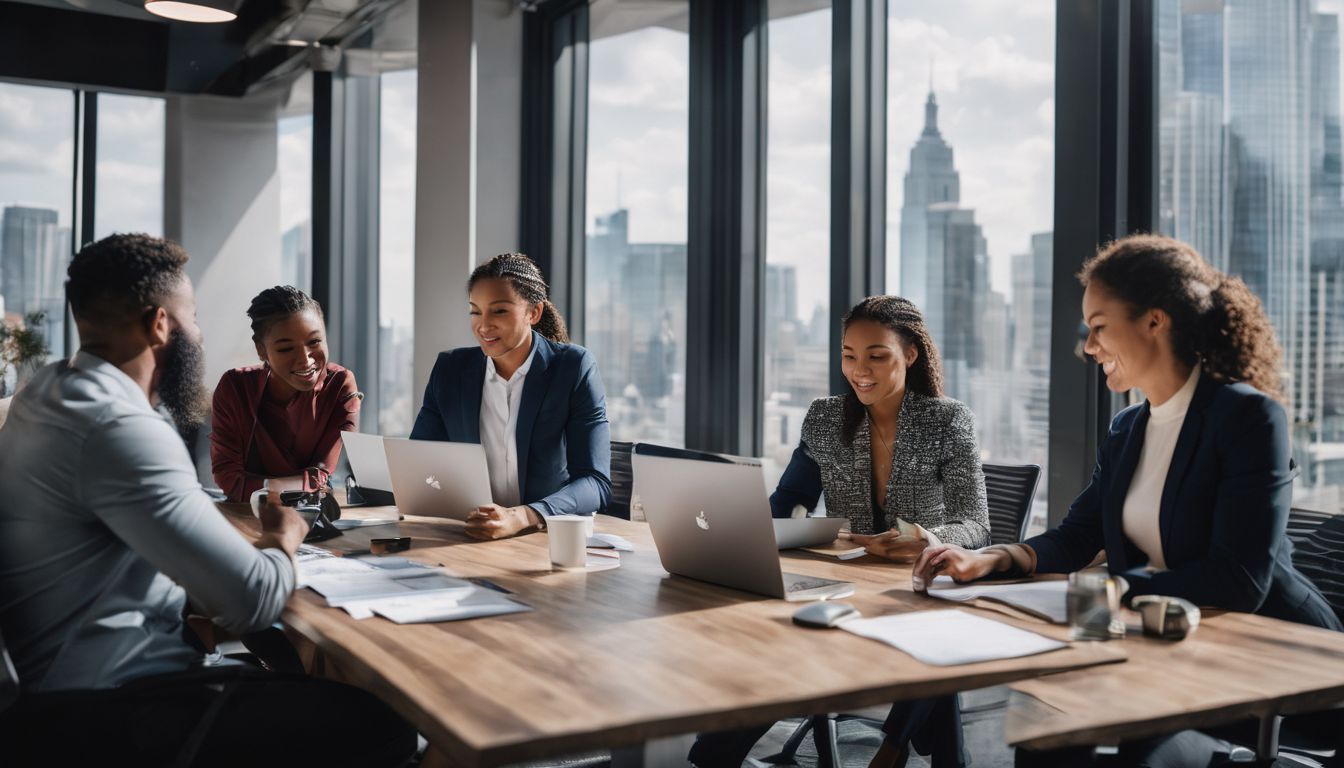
925;398;991;548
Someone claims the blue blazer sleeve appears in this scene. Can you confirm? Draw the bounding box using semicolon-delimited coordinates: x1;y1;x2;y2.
529;350;612;517
1121;395;1293;612
410;353;451;441
770;442;824;518
1025;417;1113;574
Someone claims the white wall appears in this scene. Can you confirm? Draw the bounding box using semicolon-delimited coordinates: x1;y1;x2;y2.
413;0;523;390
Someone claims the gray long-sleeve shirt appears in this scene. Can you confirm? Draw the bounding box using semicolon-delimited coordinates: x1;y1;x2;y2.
0;351;294;692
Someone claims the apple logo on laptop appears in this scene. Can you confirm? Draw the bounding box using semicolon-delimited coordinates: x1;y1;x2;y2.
425;476;442;491
696;511;709;530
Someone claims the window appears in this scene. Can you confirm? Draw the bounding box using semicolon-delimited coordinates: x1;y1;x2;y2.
278;73;313;294
885;1;1056;529
0;83;75;379
585;2;690;446
379;68;417;436
764;2;831;484
1157;0;1344;513
94;94;164;239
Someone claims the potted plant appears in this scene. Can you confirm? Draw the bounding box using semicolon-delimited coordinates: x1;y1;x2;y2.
0;311;51;425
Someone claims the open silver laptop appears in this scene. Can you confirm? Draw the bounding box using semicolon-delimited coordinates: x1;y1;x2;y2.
382;438;494;520
632;445;854;602
341;432;393;493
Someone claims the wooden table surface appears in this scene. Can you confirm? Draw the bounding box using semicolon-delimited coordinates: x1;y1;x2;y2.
219;504;1124;767
1004;607;1344;752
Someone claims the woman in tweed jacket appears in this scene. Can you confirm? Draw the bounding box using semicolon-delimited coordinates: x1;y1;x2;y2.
771;295;991;559
690;296;983;768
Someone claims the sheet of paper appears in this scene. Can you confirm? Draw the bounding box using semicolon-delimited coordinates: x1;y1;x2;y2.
332;518;400;530
587;533;634;551
840;609;1067;665
296;554;376;588
373;587;532;624
926;576;1069;624
801;542;867;560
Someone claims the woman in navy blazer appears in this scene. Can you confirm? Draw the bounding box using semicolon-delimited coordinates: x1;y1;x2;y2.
913;234;1340;766
410;253;611;540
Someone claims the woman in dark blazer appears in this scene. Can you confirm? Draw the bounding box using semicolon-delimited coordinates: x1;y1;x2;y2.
913;234;1341;766
691;296;988;768
410;252;611;540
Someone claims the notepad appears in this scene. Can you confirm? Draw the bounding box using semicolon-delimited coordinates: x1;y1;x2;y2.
925;576;1069;624
800;541;867;560
840;609;1067;665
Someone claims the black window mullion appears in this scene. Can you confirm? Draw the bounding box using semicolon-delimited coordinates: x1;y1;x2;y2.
686;0;767;456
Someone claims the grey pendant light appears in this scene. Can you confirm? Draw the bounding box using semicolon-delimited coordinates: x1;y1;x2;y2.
143;0;242;23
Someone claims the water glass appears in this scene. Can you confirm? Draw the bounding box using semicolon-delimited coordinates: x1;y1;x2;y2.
1067;568;1122;640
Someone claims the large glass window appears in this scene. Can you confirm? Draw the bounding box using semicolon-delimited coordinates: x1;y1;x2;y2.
0;83;75;380
1157;0;1344;513
585;1;690;447
885;2;1056;529
94;94;164;239
379;68;417;436
764;2;832;484
278;73;313;294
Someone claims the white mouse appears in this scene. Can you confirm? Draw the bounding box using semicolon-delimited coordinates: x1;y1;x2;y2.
792;601;860;628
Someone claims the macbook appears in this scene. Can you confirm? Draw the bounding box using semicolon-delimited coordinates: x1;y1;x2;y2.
632;444;854;602
341;431;394;494
382;438;494;520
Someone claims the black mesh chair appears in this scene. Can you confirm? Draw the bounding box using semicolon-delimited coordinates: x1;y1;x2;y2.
0;628;17;714
606;441;635;519
984;462;1041;545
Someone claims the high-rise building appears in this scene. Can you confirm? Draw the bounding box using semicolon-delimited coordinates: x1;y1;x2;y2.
898;91;989;402
1;205;66;357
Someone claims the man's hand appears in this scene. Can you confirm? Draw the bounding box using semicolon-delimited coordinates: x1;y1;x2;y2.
465;504;543;540
254;488;308;558
849;528;930;562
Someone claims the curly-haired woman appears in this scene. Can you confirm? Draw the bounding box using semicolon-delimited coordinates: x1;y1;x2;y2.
912;234;1341;766
210;286;360;502
690;295;988;768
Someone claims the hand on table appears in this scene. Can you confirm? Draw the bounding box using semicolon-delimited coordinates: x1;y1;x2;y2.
465;504;543;540
848;528;929;562
255;488;308;558
910;544;1003;592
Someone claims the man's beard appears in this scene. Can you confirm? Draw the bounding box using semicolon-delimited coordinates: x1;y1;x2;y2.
157;328;209;436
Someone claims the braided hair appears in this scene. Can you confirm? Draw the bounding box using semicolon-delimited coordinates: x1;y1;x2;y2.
246;286;324;344
1080;234;1284;402
468;253;570;343
840;295;945;444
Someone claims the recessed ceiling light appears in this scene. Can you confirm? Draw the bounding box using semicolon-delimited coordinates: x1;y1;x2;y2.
143;0;241;23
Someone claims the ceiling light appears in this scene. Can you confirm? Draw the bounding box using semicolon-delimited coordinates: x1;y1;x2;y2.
144;0;241;23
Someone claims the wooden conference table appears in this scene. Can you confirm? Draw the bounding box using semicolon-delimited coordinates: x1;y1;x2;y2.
218;503;1123;767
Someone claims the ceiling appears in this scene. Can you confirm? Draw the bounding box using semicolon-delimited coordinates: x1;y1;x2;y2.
0;0;416;97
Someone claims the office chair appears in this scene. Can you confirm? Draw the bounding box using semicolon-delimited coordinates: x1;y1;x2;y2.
0;628;18;714
763;463;1041;767
983;463;1041;545
607;441;635;519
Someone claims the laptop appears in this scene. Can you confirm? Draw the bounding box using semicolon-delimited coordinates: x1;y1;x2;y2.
341;432;394;494
382;438;494;520
632;444;854;602
772;517;847;550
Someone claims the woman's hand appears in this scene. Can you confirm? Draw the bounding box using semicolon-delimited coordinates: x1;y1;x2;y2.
849;528;929;562
910;544;1004;591
465;504;544;540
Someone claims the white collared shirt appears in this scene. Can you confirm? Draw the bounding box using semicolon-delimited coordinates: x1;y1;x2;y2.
1121;363;1202;571
480;344;537;507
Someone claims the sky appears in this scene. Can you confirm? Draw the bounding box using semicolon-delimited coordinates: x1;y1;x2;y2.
584;0;1056;322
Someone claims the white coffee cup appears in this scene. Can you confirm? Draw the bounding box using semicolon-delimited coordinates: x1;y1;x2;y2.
249;487;269;518
548;515;589;569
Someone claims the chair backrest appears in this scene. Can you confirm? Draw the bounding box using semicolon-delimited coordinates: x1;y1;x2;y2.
606;441;634;519
0;626;19;713
983;462;1041;546
1288;509;1344;626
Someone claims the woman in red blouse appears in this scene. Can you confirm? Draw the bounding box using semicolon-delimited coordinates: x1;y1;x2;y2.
210;286;361;502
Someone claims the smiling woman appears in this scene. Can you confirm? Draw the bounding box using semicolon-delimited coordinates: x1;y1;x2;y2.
208;286;361;502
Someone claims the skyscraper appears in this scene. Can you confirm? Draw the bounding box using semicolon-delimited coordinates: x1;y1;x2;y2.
898;91;989;401
1;205;66;357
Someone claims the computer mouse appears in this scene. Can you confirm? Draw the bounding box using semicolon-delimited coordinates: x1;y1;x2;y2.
792;601;860;629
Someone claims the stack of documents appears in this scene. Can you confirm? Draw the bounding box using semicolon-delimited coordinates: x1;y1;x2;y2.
840;609;1067;665
925;576;1068;623
296;552;530;624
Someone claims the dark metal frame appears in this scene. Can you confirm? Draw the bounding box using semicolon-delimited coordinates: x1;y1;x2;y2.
520;0;589;338
829;0;887;395
685;0;769;456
